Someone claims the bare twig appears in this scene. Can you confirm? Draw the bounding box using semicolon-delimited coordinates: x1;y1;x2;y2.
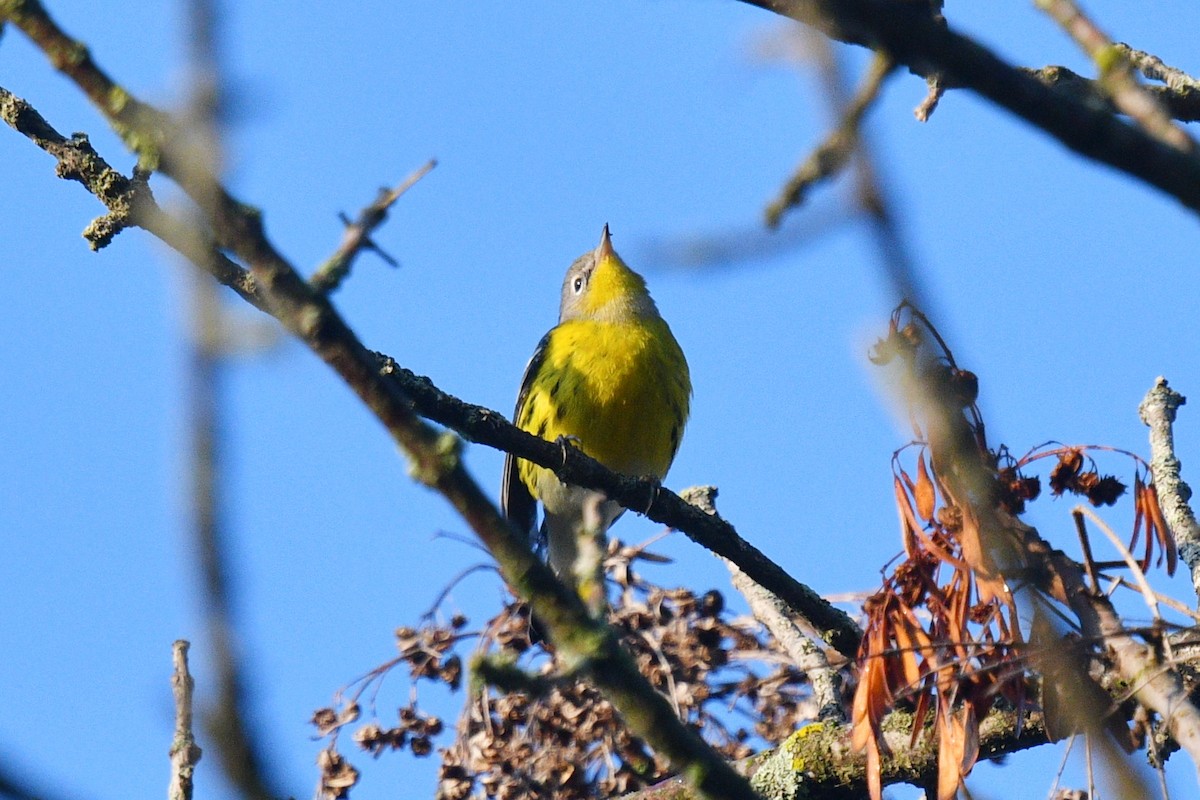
1117;42;1200;94
682;484;847;721
727;562;845;722
1034;0;1193;152
310;159;437;295
168;641;203;800
1073;506;1160;621
1140;378;1200;603
1072;509;1102;591
0;86;266;310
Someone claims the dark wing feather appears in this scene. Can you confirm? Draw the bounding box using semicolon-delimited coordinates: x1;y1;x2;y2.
500;332;551;539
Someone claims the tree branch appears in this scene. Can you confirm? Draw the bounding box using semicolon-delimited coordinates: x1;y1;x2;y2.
0;81;863;663
168;641;202;800
738;0;1200;214
0;18;769;796
1140;377;1200;603
310;159;437;295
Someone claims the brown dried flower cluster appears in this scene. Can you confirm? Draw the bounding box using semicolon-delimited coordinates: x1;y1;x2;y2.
312;540;824;800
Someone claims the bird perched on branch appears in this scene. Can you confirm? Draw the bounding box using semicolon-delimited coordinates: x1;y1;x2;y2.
501;226;691;585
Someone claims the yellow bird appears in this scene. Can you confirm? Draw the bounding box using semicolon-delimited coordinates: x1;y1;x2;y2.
501;226;691;578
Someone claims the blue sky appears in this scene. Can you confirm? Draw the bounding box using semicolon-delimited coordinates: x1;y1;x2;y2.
3;2;1200;799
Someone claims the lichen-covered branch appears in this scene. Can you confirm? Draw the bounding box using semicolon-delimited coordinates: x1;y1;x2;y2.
622;709;1047;800
168;641;202;800
1035;0;1193;151
0;85;265;309
1140;377;1200;603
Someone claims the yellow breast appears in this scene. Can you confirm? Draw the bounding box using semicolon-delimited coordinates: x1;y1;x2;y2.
516;314;690;502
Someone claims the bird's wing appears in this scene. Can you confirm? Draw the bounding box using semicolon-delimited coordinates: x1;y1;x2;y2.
500;331;552;539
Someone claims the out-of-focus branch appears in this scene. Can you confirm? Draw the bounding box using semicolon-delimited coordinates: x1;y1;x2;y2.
0;759;78;800
804;29;927;314
181;2;285;797
310;159;437;295
1140;378;1200;603
765;50;895;227
890;314;1200;769
737;0;1200;214
168;641;202;800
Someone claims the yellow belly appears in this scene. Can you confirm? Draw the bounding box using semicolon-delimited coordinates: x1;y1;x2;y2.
516;315;690;512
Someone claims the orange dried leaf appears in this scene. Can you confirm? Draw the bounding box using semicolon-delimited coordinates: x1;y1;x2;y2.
909;677;932;749
937;709;965;800
959;704;980;777
866;734;882;800
916;452;937;522
1146;482;1177;575
1130;473;1145;553
851;658;881;751
892;618;924;691
894;476;922;558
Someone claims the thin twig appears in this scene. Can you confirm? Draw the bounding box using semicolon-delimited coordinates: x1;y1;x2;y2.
0;86;266;310
310;159;437;295
168;641;202;800
1139;378;1200;604
1117;42;1200;94
1072;509;1102;592
1074;506;1161;621
727;561;845;722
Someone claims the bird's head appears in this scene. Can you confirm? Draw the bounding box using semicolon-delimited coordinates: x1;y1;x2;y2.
559;225;659;323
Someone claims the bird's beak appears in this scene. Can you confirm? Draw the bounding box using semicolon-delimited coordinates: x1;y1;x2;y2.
597;224;614;261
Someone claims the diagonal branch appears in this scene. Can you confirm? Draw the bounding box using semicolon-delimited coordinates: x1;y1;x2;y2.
0;82;862;662
1035;0;1193;151
0;54;764;800
738;0;1200;215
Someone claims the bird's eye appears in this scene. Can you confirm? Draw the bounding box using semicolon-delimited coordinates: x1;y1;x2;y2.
573;276;585;293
